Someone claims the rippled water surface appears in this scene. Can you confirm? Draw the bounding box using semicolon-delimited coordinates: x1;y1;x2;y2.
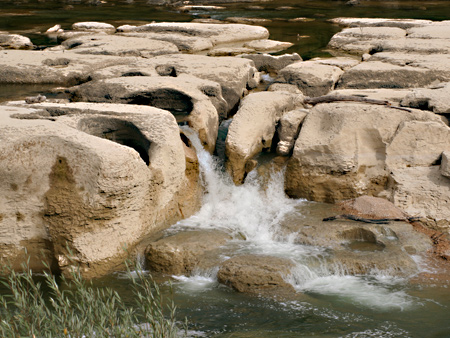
1;1;450;336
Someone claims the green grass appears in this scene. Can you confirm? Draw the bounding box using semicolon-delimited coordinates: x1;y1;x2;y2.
0;257;185;338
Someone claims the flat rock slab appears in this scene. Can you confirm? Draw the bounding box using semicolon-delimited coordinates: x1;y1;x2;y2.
240;52;302;73
145;230;232;275
400;82;450;114
329;88;411;105
72;21;116;33
0;34;34;49
217;254;296;293
329;17;433;29
243;39;293;52
63;34;179;57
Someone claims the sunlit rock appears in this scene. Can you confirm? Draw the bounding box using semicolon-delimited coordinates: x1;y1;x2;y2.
0;34;34;49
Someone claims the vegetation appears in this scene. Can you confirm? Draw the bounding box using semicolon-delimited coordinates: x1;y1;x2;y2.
0;258;185;338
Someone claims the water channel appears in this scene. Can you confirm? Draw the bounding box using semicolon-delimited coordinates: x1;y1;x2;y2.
1;0;450;337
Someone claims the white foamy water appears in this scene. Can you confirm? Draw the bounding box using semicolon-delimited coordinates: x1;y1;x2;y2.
178;127;419;311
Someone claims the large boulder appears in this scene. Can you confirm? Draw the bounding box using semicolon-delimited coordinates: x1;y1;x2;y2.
62;34;179;57
277;61;344;97
285;102;445;202
68;75;225;152
0;33;34;49
145;230;231;275
217;255;296;293
226;91;303;184
0;102;202;278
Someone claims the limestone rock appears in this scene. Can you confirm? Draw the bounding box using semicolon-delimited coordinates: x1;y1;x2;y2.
68;75;224;152
0;34;34;49
329;88;411;105
72;21;116;33
285;102;444;202
239;53;302;73
62;34;179;57
118;22;269;45
309;56;360;71
226;91;302;184
243;39;293;53
207;47;254;56
277;61;344;97
224;17;271;25
329;18;433;29
441;152;450;178
336;195;407;219
0;103;202;278
217;255;296;293
145;230;231;275
386;121;450;168
276;109;308;156
400;82;450;114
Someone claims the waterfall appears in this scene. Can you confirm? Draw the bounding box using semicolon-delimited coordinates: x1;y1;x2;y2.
178;127;418;311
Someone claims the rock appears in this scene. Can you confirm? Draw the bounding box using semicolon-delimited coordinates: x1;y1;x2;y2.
145;230;231;275
277;61;344;97
329;17;433;29
56;30;93;41
178;5;225;11
243;39;293;53
336;60;449;89
385;167;450;233
68;75;224;152
217;255;296;293
62;34;179;57
267;83;303;94
441;152;450;178
25;94;46;104
45;24;61;34
400;82;450;114
119;31;213;53
207;47;254;56
386;121;450;168
336;195;407;219
72;21;116;33
0;102;202;278
226;91;302;184
285;102;444;202
276;109;308;156
239;53;302;73
0;34;34;49
118;22;269;45
0;50;139;85
225;17;271;25
329;88;412;105
309;56;360;71
407;23;450;39
142;54;259;114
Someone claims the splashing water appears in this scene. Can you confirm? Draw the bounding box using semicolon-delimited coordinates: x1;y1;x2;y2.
178;127;419;311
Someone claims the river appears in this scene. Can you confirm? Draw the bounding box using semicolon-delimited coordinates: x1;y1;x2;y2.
1;0;450;337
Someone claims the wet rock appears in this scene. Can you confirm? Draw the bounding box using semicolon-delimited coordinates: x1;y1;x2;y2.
225;17;271;25
145;230;231;275
400;82;450;115
72;21;116;33
67;75;224;152
277;61;344;97
285;102;444;202
217;255;296;293
207;47;254;56
337;195;408;219
243;39;293;53
0;34;34;49
329;17;433;29
276;108;308;156
239;53;302;73
62;34;179;57
0;102;201;278
226;91;303;184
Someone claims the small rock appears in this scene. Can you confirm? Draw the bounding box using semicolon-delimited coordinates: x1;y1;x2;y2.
25;94;46;104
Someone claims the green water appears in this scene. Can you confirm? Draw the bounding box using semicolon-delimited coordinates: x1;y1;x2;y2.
1;1;450;337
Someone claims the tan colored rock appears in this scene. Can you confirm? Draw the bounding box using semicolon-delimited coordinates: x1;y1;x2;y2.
385;167;450;233
217;255;296;293
337;195;407;219
309;56;360;71
119;22;269;45
277;61;344;97
407;23;450;39
276;108;308;156
207;47;254;56
145;230;231;275
441;151;450;178
329;18;432;29
329;88;411;105
243;39;293;52
0;34;34;49
285;102;444;202
225;17;271;25
400;82;450;115
72;21;116;33
267;83;303;94
62;34;179;57
240;52;302;73
0;103;202;278
68;75;224;152
386;121;450;168
119;31;213;53
226;91;302;184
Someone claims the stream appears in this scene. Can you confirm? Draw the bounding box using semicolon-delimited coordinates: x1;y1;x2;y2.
1;0;450;337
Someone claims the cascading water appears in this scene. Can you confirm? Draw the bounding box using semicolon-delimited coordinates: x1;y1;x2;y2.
176;127;422;312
